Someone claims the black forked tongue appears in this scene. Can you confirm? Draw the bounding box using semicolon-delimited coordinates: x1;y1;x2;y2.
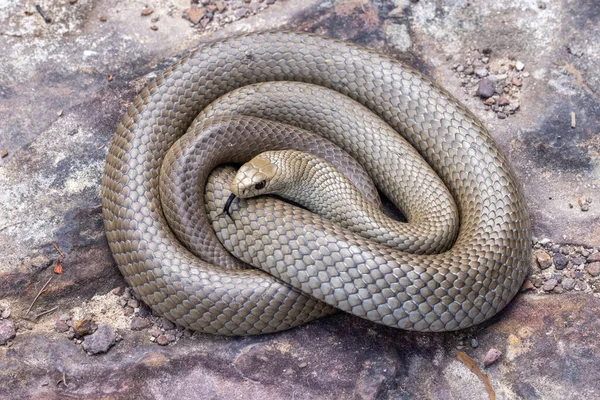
221;193;237;219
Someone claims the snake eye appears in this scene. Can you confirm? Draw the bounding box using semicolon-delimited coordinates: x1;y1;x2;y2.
254;180;266;190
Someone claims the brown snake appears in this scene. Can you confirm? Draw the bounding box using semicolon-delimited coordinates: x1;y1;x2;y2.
101;32;531;335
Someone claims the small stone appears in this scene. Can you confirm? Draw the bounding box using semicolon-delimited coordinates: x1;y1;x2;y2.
536;251;553;269
266;0;275;4
484;97;495;105
497;96;510;106
99;16;107;22
111;287;123;295
83;324;116;354
66;329;76;340
0;320;16;345
542;278;558;292
475;68;488;78
497;112;507;119
538;238;551;245
512;77;522;87
73;318;96;337
122;289;132;300
562;278;576;291
520;279;535;292
1;306;11;319
483;348;502;367
141;7;153;16
481;56;489;64
476;78;495;98
69;0;78;3
456;65;465;72
130;317;152;331
182;6;207;24
464;66;474;75
471;338;479;348
216;1;226;12
149;327;162;338
150;25;158;31
166;332;176;342
1;150;8;158
161;318;175;330
531;276;543;287
127;299;139;308
151;17;159;22
572;257;586;265
587;253;600;262
54;319;70;332
123;306;135;316
515;61;525;71
156;335;169;346
586;262;600;277
553;253;569;270
234;8;249;18
538;1;546;9
298;362;308;369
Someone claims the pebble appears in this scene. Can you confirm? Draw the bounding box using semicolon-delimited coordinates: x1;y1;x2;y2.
542;279;558;292
0;320;16;345
531;276;543;287
476;78;495;98
1;306;11;319
475;68;488;78
562;278;576;291
83;324;116;354
156;335;169;346
123;306;135;316
497;96;510;106
111;286;123;295
588;253;600;262
130;317;152;331
55;321;70;333
464;66;474;75
538;238;552;245
59;313;71;321
166;332;177;342
471;338;479;348
483;348;502;367
586;262;600;277
73;317;96;337
161;318;176;330
234;8;249;18
572;257;586;265
553;253;569;270
484;97;495;105
456;65;465;72
512;77;522;87
536;251;553;269
127;299;139;308
497;112;507;119
515;61;525;71
149;327;162;338
481;56;489;64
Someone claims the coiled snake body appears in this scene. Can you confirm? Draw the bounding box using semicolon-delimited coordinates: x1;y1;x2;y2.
101;32;531;335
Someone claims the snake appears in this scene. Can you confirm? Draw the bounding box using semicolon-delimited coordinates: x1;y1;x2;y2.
101;31;531;336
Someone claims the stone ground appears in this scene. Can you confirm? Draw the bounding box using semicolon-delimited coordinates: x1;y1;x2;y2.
1;0;599;399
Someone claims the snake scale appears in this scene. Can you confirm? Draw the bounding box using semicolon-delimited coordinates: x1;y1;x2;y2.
101;32;531;335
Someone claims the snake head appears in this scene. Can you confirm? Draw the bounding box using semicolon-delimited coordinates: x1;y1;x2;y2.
231;152;281;198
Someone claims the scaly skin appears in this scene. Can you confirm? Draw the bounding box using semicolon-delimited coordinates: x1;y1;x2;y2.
101;32;531;335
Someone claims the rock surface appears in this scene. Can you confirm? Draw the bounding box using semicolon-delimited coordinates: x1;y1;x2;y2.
1;0;600;399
